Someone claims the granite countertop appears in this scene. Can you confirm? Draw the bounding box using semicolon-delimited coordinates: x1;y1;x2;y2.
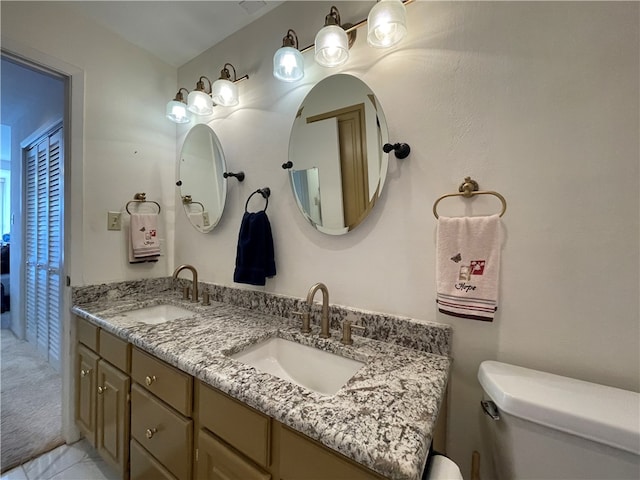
72;291;451;480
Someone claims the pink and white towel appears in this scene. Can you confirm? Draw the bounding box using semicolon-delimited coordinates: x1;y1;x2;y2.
129;213;160;263
436;214;502;321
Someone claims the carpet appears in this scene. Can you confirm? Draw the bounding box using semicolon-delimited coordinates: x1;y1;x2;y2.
1;329;64;473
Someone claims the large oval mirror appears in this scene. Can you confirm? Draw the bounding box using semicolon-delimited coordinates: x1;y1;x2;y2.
288;74;389;235
178;124;227;233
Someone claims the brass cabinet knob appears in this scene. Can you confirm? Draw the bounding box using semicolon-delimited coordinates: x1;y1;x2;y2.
145;375;157;386
80;369;91;377
97;386;107;394
145;427;158;439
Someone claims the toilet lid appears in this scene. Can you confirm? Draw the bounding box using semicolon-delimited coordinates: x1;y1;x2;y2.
425;455;463;480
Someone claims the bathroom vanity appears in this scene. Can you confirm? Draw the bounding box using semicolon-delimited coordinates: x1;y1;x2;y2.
72;280;451;480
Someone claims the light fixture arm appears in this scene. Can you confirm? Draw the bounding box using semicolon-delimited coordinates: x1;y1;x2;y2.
220;63;236;82
218;63;249;84
282;29;299;49
173;87;190;103
325;5;341;26
194;76;212;94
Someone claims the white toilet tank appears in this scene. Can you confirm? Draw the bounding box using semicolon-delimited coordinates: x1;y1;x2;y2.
478;360;640;480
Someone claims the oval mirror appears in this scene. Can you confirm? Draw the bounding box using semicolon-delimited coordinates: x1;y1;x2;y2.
178;124;227;233
288;74;389;235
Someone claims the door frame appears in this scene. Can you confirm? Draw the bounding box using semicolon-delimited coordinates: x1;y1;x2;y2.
2;38;85;443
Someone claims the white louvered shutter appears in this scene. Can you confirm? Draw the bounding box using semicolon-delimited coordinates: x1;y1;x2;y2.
24;125;63;371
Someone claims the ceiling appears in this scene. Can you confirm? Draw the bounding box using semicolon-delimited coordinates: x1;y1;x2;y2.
67;1;284;68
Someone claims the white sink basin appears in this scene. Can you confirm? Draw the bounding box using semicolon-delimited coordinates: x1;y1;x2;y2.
230;337;364;396
113;304;196;325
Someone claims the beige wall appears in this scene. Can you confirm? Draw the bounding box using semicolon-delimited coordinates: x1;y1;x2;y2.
1;1;177;286
3;1;638;478
176;2;639;477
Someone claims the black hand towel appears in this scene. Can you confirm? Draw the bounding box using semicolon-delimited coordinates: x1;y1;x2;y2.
233;211;276;286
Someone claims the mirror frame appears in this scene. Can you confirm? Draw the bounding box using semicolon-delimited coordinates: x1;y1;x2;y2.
178;124;228;233
287;74;389;235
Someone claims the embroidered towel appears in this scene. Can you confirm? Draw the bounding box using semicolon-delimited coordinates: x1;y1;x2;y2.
233;211;276;286
129;213;160;263
436;214;501;321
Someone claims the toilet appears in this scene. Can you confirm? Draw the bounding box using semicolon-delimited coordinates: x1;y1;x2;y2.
478;360;640;479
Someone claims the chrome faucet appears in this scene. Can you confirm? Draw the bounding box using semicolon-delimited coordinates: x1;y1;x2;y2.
172;264;198;303
306;282;330;338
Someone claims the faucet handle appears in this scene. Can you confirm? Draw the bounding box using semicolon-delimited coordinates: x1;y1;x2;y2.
341;319;365;346
292;311;312;334
202;291;211;306
182;286;190;301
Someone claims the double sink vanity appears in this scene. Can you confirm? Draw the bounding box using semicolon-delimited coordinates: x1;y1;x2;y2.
72;277;452;480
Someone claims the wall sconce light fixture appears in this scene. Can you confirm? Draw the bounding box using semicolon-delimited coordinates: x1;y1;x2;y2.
274;0;413;82
273;29;304;82
314;6;350;67
212;63;246;107
187;76;214;115
166;88;191;124
367;0;408;48
166;65;249;123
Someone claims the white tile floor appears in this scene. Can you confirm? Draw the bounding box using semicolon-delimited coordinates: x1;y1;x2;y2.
1;440;119;480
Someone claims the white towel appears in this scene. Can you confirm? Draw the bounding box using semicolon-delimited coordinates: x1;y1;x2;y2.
129;213;160;258
436;214;502;321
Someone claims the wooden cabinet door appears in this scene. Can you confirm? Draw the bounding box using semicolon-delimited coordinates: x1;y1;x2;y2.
97;359;131;478
196;429;271;480
76;344;99;446
279;425;382;480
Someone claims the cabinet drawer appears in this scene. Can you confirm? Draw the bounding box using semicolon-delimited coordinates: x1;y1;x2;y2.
130;438;178;480
197;429;270;480
76;316;99;351
99;329;130;373
131;384;193;480
279;425;383;480
131;347;193;416
198;382;270;468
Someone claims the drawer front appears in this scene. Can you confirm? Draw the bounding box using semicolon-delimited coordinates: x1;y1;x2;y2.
76;316;99;351
198;382;270;468
131;347;193;416
99;329;130;373
130;439;178;480
131;384;193;480
197;429;270;480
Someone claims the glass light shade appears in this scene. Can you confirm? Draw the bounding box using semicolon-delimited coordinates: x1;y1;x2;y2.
367;0;407;48
211;78;239;107
273;46;304;82
314;25;349;67
187;90;213;115
166;100;190;123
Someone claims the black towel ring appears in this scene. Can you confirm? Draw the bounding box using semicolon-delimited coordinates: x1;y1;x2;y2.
245;187;271;212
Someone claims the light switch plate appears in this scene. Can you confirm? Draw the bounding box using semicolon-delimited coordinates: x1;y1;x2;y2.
107;211;121;231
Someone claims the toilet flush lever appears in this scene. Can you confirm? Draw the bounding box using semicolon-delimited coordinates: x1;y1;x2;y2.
481;400;500;420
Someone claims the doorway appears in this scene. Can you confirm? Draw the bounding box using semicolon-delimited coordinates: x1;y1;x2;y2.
0;52;67;472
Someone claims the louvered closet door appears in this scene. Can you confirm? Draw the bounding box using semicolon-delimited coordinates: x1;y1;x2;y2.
24;125;63;371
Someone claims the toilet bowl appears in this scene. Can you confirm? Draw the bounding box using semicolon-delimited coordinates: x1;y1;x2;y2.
478;360;640;479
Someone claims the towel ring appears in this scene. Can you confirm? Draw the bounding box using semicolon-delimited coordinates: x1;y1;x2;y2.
433;177;507;219
245;187;270;213
182;195;205;212
126;193;161;214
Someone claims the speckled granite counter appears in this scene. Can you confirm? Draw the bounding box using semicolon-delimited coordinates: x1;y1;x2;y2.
72;279;452;480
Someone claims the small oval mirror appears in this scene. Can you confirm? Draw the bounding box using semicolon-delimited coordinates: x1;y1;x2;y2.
288;74;389;235
178;124;227;233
